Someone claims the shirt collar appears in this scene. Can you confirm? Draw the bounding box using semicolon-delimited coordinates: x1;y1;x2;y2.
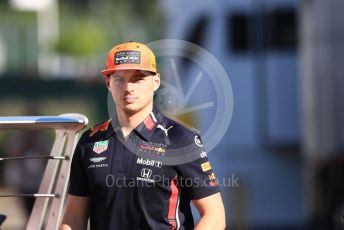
105;107;163;141
134;107;162;141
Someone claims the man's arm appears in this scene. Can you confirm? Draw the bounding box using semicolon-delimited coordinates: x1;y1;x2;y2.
60;195;90;230
192;192;226;230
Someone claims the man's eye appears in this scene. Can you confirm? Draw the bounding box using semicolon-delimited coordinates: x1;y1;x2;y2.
114;78;124;82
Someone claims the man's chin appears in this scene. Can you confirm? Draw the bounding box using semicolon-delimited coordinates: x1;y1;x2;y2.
116;102;152;116
121;104;140;114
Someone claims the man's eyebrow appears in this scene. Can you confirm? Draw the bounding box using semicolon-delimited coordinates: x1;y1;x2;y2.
131;73;152;78
140;70;154;76
132;74;146;78
112;74;125;78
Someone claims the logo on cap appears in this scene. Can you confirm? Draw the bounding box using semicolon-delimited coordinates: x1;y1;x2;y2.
115;51;140;65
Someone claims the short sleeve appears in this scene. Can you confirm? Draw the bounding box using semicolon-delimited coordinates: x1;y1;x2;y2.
177;134;220;200
69;133;90;196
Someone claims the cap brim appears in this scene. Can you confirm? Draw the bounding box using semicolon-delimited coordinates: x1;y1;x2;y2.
100;67;156;77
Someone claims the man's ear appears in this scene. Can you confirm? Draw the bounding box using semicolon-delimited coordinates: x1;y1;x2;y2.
153;73;161;92
105;76;111;89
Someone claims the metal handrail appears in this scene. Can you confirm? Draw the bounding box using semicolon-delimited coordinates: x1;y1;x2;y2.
0;113;88;130
0;113;88;230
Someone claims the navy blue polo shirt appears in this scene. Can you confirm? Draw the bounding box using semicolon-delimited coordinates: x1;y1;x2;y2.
69;108;220;230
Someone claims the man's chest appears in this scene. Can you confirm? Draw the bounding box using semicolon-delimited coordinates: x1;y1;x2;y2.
81;138;177;192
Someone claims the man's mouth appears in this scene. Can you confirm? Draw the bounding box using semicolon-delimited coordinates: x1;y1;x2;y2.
123;96;137;103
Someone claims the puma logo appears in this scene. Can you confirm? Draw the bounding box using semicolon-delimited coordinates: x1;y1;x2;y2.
157;125;173;136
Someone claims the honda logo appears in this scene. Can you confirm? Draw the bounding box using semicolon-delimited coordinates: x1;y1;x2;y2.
141;168;152;178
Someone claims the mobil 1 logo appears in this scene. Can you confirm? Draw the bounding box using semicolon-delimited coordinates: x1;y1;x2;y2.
137;157;162;168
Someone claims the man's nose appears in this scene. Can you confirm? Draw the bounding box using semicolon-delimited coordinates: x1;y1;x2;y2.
124;81;135;92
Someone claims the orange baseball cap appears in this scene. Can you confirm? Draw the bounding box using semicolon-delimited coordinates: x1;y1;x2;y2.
101;41;157;77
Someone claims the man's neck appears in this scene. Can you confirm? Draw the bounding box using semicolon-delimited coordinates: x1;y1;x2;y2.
116;104;153;139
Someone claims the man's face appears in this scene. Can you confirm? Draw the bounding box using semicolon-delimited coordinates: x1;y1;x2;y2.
106;70;160;114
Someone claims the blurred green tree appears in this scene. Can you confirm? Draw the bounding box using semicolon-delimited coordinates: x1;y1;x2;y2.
54;20;106;56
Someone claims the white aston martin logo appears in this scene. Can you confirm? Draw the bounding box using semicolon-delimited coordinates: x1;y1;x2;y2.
89;157;107;163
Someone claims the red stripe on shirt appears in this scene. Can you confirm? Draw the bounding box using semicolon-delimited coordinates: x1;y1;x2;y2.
168;176;179;230
144;114;155;130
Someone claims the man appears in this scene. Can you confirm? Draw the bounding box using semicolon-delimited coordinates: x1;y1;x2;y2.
61;41;226;230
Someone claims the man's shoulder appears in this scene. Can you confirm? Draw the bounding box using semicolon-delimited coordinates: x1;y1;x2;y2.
78;118;113;144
